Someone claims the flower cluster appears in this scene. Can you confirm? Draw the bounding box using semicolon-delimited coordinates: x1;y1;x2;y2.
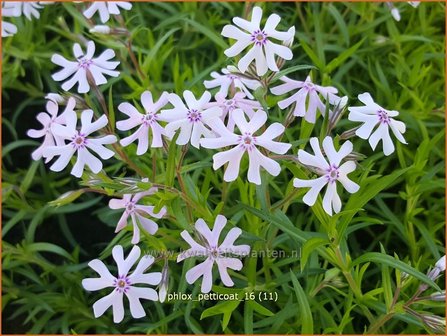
24;4;418;325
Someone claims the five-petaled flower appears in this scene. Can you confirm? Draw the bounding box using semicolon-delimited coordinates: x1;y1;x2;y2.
42;108;117;178
159;90;222;148
207;92;262;132
177;215;250;293
108;181;167;244
201;109;291;185
221;6;294;76
117;91;169;154
83;1;132;23
27;97;76;162
82;245;161;323
51;40;120;93
348;92;407;156
294;136;360;216
270;75;347;124
203;66;262;99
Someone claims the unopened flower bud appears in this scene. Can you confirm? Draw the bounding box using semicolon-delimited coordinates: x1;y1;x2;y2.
391;7;401;22
427;255;446;281
45;93;65;104
340;127;360;140
284;26;295;48
435;255;446;272
90;25;111;34
422;314;446;333
159;260;169;303
429;291;446;301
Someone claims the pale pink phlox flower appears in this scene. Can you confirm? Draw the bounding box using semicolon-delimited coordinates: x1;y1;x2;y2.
221;6;294;76
270;75;345;123
51;40;120;93
347;92;407;156
82;245;161;323
201;109;291;185
117;91;169;154
203;66;262;99
207;92;262;132
42;109;117;177
158;90;222;148
293;136;360;216
27;97;75;162
177;215;250;293
108;181;167;244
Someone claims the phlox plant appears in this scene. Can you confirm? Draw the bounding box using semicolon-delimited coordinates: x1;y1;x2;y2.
2;1;445;334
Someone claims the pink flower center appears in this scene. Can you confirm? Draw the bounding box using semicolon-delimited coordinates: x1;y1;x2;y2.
142;112;156;126
125;201;136;213
208;245;220;259
326;164;339;183
223;99;236;112
187;109;202;123
78;58;92;69
114;275;131;293
239;132;256;151
71;132;87;149
377;109;390;124
304;82;315;92
251;30;268;46
226;74;238;80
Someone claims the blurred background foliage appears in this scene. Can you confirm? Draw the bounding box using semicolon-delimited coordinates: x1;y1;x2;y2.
2;1;445;334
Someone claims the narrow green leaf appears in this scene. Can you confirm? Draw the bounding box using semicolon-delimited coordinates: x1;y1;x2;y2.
352;252;441;292
290;270;313;334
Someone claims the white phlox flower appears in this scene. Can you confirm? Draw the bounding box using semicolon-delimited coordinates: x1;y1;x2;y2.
117;91;169;154
221;6;294;76
108;181;167;244
207;92;262;131
177;215;250;293
270;75;346;123
1;21;17;37
27;97;75;162
294;136;360;216
82;245;161;323
42;109;117;177
203;66;262;99
348;92;407;156
51;40;120;93
200;109;291;185
158;90;222;148
3;2;43;20
83;1;132;23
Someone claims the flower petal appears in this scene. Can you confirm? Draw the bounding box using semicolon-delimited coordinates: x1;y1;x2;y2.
126;287;158;319
185;258;214;293
294;176;328;207
113;245;140;276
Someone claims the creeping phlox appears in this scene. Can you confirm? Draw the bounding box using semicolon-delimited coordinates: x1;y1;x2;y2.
82;245;161;323
25;4;414;323
109;180;167;244
177;215;250;294
51;40;120;93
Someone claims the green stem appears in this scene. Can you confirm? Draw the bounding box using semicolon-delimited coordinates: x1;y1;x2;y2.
366;312;394;334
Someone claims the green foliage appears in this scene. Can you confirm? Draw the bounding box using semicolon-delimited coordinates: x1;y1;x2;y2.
2;1;445;334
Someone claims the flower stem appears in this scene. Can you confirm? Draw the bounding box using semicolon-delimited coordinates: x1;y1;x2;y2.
366;312;394;334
